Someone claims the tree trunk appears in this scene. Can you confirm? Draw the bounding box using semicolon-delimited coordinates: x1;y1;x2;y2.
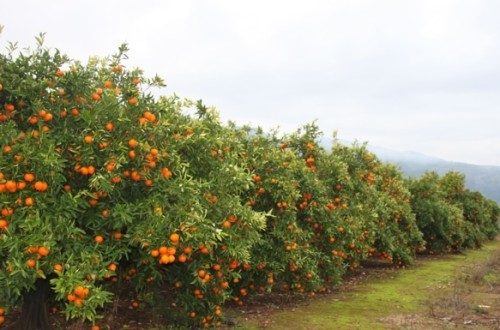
14;278;52;330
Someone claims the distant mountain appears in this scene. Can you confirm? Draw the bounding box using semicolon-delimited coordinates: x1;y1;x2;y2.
320;138;500;204
373;148;500;205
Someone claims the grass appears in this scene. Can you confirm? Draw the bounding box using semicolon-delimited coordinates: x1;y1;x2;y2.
227;238;500;330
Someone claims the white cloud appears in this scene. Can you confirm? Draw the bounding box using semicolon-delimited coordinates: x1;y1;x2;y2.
1;0;500;165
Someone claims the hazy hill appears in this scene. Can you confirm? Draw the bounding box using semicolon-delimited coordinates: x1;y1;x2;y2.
322;139;500;204
371;146;500;205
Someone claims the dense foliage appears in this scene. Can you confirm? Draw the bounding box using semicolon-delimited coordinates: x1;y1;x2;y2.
0;37;498;329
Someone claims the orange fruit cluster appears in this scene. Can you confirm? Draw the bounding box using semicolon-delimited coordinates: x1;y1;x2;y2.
66;285;90;308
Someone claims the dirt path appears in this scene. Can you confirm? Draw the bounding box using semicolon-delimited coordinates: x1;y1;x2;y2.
224;238;500;330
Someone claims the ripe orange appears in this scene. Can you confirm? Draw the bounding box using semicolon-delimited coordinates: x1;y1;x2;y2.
158;246;168;255
166;247;176;256
128;97;138;105
5;180;17;192
43;113;53;122
150;149;159;159
105;161;116;172
84;136;94;144
130;171;141;182
73;298;83;307
143;111;156;122
17;181;27;190
38;246;49;257
104;80;113;88
28;116;38;125
34;181;48;191
94;235;104;244
79;167;89;175
74;285;87;298
87;165;96;175
160;254;170;264
161;167;172;178
26;259;36;268
4;103;14;112
105;122;114;131
1;208;13;217
0;219;9;230
199;245;209;254
170;232;180;244
24;197;34;206
128;139;138;148
24;173;35;182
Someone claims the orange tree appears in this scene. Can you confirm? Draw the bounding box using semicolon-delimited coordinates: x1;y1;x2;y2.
459;190;500;243
407;171;499;253
320;142;425;266
227;123;350;301
1;34;498;329
284;125;351;287
233;126;327;298
436;171;498;249
407;172;462;253
0;36;265;328
370;162;425;265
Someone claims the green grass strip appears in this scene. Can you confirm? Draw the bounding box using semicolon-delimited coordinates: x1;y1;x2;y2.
232;238;500;330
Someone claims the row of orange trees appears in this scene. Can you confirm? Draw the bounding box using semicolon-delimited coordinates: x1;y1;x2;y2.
0;37;498;329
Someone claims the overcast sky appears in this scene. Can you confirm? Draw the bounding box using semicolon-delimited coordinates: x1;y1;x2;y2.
1;1;500;165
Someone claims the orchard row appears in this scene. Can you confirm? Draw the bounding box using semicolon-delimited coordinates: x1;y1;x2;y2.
0;37;498;328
